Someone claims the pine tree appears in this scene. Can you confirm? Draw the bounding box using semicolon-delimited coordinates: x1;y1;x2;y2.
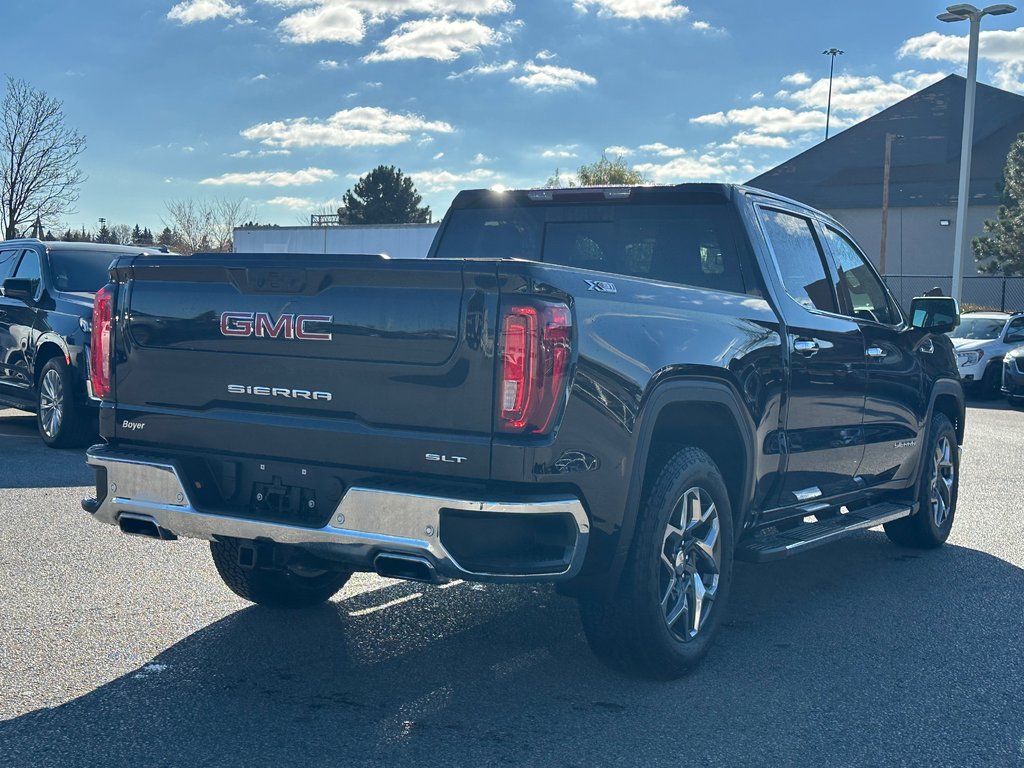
337;166;431;225
95;223;112;244
157;226;174;247
974;132;1024;276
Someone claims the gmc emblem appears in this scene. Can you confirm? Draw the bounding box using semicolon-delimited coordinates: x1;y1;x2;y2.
219;312;333;341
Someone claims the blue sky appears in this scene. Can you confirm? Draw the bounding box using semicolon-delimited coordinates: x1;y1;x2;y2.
5;0;1024;232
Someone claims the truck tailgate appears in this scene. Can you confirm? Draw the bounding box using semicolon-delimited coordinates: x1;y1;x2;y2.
111;255;498;479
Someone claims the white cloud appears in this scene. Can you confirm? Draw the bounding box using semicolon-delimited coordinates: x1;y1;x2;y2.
350;0;512;19
472;152;493;163
167;0;244;23
536;49;556;60
278;4;365;44
572;0;689;20
229;149;292;158
433;151;445;159
511;61;597;91
691;19;724;34
253;73;269;81
200;167;337;186
319;59;341;69
242;106;455;148
412;167;498;192
634;152;736;182
751;91;764;100
542;145;579;158
691;106;828;134
899;26;1024;93
364;17;500;62
782;71;945;122
638;142;687;157
604;145;632;156
266;196;314;209
729;132;791;148
447;58;518;79
781;71;811;86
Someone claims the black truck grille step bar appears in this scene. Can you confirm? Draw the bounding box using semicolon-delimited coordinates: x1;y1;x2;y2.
736;502;914;563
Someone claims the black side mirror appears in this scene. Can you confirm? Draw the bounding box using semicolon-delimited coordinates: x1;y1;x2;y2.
1;277;38;301
909;295;960;333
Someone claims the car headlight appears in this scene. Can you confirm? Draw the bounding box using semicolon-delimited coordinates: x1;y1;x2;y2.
956;350;983;366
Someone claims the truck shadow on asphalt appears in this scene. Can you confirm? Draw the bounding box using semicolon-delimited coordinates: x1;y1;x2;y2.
2;533;1024;766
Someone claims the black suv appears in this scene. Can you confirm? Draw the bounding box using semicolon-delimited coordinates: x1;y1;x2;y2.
0;239;166;446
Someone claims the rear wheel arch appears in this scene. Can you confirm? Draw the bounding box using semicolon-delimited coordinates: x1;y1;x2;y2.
607;378;756;592
929;380;965;446
33;340;68;390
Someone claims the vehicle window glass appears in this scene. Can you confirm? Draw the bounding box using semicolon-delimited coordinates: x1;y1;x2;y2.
0;249;19;282
434;203;754;295
950;318;1005;340
48;249;119;292
13;250;41;281
1005;317;1024;336
759;209;836;313
823;227;899;325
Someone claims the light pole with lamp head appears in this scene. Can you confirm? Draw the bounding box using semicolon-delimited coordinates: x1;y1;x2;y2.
822;48;843;140
939;3;1016;304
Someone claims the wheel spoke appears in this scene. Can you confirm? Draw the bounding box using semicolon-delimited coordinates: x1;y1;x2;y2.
693;517;720;572
664;576;688;629
686;570;707;638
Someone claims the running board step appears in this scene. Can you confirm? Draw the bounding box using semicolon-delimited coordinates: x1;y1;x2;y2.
736;502;914;563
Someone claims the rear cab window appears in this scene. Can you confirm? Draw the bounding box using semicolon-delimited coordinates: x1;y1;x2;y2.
434;201;759;295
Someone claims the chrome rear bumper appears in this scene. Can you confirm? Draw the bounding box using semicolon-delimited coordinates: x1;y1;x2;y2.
84;446;589;583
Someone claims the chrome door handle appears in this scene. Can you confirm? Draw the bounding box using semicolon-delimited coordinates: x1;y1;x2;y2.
793;339;819;356
866;346;887;359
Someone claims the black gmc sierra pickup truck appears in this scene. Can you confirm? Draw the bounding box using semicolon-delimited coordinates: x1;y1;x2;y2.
81;184;964;678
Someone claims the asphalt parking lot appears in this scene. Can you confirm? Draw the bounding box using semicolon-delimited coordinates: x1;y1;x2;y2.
1;403;1023;767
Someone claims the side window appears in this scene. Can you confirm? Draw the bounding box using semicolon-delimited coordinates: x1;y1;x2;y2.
1006;317;1024;338
823;227;899;326
0;249;20;282
759;209;837;313
13;250;41;282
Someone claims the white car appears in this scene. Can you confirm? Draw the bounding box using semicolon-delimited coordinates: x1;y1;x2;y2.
949;311;1024;396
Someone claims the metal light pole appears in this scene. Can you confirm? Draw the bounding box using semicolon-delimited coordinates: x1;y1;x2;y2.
939;3;1016;303
822;48;843;141
880;133;903;276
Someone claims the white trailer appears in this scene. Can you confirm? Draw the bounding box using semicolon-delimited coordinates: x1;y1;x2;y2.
233;223;440;259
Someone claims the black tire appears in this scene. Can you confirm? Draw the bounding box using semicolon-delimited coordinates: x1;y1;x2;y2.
579;447;734;680
36;357;93;448
210;538;353;608
979;361;1002;399
1008;396;1024;409
883;413;958;548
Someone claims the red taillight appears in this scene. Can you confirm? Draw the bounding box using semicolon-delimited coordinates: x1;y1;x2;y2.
499;301;572;434
90;285;114;399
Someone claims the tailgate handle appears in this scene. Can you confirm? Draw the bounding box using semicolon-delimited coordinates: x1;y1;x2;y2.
243;268;308;293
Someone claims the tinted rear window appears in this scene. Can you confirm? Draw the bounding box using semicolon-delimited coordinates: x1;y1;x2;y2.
48;250;121;292
434;203;755;294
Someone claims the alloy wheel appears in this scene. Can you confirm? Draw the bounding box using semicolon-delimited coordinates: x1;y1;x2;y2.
659;486;721;642
39;368;64;439
930;435;955;528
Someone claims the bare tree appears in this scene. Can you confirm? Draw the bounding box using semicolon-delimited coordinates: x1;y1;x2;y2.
163;197;254;254
110;223;133;245
1;78;86;238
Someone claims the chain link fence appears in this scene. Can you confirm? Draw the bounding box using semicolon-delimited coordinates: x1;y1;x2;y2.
884;275;1024;313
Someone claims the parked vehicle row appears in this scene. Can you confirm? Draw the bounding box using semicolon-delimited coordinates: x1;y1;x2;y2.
949;310;1024;399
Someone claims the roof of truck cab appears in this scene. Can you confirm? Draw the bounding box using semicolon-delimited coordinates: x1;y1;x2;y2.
446;183;810;210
